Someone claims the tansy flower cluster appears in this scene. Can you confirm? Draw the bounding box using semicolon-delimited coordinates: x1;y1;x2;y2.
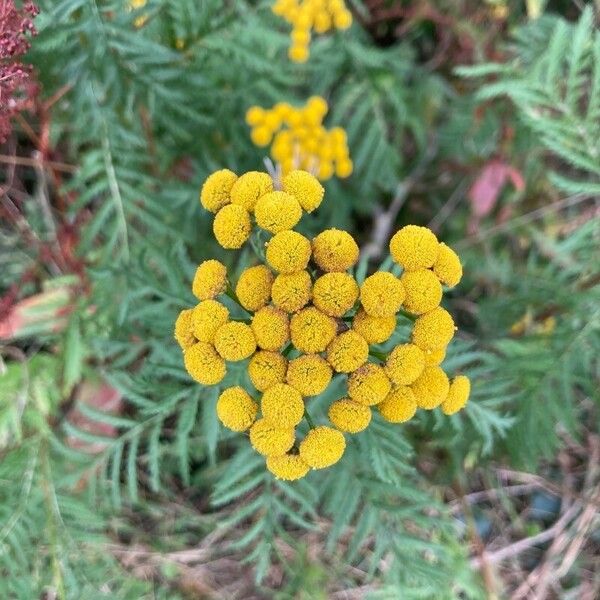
272;0;352;63
176;168;471;481
246;96;352;181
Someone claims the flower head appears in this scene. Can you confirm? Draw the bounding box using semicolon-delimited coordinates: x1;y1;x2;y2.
235;265;273;312
213;204;252;249
412;307;456;351
266;454;310;480
250;418;295;456
352;309;396;344
251;306;290;351
433;242;463;288
328;399;371;433
217;387;258;432
191;300;229;343
400;269;443;315
230;171;273;212
261;383;304;427
327;330;369;373
312;272;359;317
214;321;257;361
378;386;417;423
423;347;446;366
200;169;237;213
411;366;450;410
271;270;313;313
192;259;227;300
266;230;312;274
290;307;338;353
385;343;425;386
184;342;226;385
347;363;392;406
360;272;405;318
286;354;332;396
389;225;439;272
312;228;359;272
299;426;346;469
248;351;288;392
282;170;324;212
441;375;470;415
255;191;303;233
174;309;196;350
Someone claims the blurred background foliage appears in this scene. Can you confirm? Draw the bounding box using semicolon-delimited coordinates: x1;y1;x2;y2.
0;0;598;598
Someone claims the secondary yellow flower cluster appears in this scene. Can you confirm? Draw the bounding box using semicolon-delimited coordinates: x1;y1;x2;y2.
246;96;352;180
176;168;470;481
272;0;352;63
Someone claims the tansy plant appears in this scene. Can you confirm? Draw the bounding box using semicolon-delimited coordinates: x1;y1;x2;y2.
246;96;352;180
272;0;352;63
174;168;470;481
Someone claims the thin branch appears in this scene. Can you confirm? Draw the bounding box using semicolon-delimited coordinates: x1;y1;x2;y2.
362;138;437;261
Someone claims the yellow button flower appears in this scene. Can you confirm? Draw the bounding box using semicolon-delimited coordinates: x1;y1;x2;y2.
389;225;439;272
299;426;346;469
352;309;396;344
412;307;456;351
266;453;310;480
174;309;196;350
250;418;295;457
378;386;417;423
327;330;369;373
305;96;328;122
288;44;309;63
282;170;325;212
335;158;353;178
192;259;227;300
248;350;288;392
312;229;359;272
255;191;303;233
217;386;258;432
271;270;312;313
251;126;272;146
433;242;463;288
235;265;274;312
347;363;392;406
313;272;359;317
333;9;352;29
251;306;290;351
385;343;426;386
213;204;252;249
441;375;471;415
183;341;226;385
191;300;229;343
200;169;237;213
360;272;405;318
328;399;371;433
245;106;265;126
290;307;337;353
424;347;446;366
261;383;304;427
400;269;443;315
411;366;450;410
266;230;312;274
214;321;257;361
286;354;332;396
230;171;274;212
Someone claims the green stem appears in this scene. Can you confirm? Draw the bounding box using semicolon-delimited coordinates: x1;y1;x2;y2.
304;407;316;429
398;308;417;322
369;350;387;362
225;284;251;316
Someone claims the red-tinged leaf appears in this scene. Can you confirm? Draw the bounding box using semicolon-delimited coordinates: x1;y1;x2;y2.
0;287;72;340
468;160;524;218
67;381;124;454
